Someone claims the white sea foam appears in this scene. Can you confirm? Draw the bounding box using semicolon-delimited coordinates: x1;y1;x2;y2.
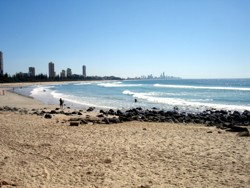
123;90;250;111
154;84;250;91
30;86;55;96
51;91;115;109
98;82;143;87
74;82;92;86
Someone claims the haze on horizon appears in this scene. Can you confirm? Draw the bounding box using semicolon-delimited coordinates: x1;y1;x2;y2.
0;0;249;79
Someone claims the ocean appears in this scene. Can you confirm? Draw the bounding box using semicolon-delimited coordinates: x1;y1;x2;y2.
14;79;250;112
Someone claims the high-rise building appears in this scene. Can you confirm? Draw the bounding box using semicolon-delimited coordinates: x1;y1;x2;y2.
29;67;35;77
0;51;3;76
66;68;72;77
60;70;66;78
48;62;55;78
82;65;86;77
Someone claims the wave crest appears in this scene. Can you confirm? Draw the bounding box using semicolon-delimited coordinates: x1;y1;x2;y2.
122;90;250;111
98;82;143;87
154;84;250;91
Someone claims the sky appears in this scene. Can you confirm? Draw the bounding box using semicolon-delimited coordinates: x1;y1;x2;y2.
0;0;249;79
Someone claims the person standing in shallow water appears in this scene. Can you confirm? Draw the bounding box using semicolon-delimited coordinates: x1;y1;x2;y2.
59;98;64;109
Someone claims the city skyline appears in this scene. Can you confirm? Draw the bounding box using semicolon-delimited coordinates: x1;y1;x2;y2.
0;54;178;79
0;1;250;79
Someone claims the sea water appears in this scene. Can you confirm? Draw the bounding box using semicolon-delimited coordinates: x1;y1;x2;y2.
14;79;250;112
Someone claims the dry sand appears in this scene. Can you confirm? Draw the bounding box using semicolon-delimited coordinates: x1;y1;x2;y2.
0;86;250;187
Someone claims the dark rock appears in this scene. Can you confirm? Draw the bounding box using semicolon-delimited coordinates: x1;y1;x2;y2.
119;116;132;122
242;110;250;118
50;110;57;114
243;121;250;126
78;112;82;115
13;107;19;111
69;121;80;126
109;118;121;124
4;106;11;111
136;107;143;111
233;111;241;116
87;107;95;112
108;109;115;115
116;110;123;115
194;119;201;124
97;114;105;118
220;110;228;115
100;109;106;114
226;126;249;132
44;114;52;119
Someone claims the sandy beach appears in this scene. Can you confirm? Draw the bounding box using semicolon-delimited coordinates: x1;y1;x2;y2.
0;87;250;187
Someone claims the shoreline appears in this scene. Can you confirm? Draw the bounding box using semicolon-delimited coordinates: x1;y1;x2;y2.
2;80;250;113
0;80;113;88
1;85;250;129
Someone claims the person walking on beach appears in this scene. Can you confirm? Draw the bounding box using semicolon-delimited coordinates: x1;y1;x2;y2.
59;98;64;109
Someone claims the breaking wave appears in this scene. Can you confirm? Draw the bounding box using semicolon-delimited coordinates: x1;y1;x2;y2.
154;84;250;91
98;82;143;87
122;90;250;111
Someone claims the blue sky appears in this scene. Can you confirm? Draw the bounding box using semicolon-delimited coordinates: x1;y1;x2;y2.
0;0;249;79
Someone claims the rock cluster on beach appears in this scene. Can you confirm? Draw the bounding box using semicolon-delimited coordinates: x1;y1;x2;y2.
0;106;249;136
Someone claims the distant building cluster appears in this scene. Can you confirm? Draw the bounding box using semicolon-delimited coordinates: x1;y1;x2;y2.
48;62;87;79
47;62;87;79
48;64;86;79
139;72;181;80
49;62;87;79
